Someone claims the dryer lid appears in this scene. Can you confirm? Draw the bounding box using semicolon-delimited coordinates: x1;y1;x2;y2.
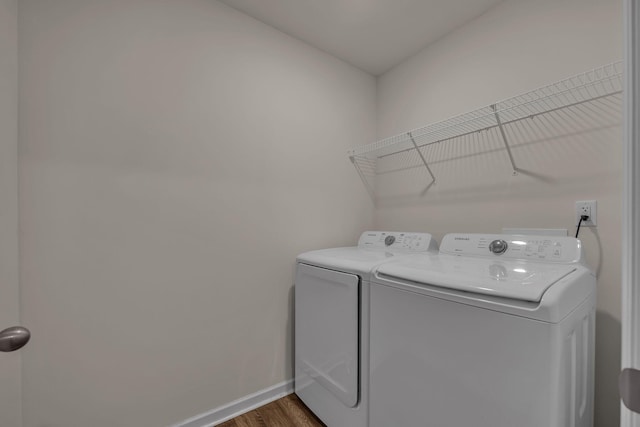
298;247;396;275
376;255;577;302
297;232;438;276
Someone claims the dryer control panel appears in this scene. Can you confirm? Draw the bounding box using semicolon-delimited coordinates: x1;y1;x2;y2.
440;233;583;264
358;231;438;253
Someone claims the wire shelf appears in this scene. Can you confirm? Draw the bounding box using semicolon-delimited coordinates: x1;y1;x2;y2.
349;61;623;202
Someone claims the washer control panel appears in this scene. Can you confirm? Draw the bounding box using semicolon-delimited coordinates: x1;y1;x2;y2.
440;233;583;263
358;231;437;253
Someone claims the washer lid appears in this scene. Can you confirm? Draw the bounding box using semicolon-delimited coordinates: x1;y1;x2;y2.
376;255;577;302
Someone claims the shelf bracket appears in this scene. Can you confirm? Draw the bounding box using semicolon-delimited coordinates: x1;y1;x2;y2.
491;104;519;175
349;154;375;202
408;132;436;194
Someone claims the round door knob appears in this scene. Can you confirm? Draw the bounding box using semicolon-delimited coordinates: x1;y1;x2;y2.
489;239;508;255
0;326;30;352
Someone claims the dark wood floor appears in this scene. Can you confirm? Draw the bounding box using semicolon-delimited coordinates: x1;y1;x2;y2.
218;394;326;427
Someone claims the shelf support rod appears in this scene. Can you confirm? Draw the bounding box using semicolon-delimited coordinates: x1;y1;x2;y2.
491;104;519;175
408;132;436;193
349;154;375;202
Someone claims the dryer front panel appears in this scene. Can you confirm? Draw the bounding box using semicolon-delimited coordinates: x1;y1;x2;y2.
295;263;360;408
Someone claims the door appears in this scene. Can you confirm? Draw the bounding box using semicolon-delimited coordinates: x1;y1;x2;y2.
0;1;25;426
622;0;640;425
294;263;360;408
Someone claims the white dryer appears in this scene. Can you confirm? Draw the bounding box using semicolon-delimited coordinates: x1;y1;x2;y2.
295;231;438;427
369;233;596;427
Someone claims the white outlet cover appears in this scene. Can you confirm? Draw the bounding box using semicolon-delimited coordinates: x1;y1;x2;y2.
575;200;597;226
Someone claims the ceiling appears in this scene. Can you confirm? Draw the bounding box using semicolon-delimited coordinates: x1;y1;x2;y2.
219;0;505;76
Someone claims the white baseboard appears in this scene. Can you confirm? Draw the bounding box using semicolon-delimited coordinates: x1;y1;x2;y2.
172;380;294;427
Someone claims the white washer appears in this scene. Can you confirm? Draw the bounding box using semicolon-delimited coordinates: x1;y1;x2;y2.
369;233;596;427
295;231;438;427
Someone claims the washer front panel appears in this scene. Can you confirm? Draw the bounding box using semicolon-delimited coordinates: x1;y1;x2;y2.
368;282;594;427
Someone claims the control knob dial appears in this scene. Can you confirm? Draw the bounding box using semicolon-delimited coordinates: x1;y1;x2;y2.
489;239;508;255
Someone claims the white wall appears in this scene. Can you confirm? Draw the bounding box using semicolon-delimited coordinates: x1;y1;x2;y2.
0;1;21;426
18;1;375;426
376;1;622;426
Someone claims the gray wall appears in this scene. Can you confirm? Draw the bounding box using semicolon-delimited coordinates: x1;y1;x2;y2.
18;1;375;426
375;1;623;425
0;0;21;424
14;0;626;426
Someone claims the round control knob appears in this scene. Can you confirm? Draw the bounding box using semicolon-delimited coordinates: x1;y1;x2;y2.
489;239;508;255
384;235;396;246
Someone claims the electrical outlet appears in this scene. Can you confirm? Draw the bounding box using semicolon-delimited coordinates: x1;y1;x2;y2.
575;200;597;227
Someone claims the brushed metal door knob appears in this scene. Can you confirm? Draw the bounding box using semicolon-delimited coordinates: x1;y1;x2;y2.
0;326;30;352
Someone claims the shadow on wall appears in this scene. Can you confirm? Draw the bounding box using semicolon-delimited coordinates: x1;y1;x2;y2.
371;122;620;207
588;227;604;279
287;283;295;380
594;311;621;427
360;88;622;208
